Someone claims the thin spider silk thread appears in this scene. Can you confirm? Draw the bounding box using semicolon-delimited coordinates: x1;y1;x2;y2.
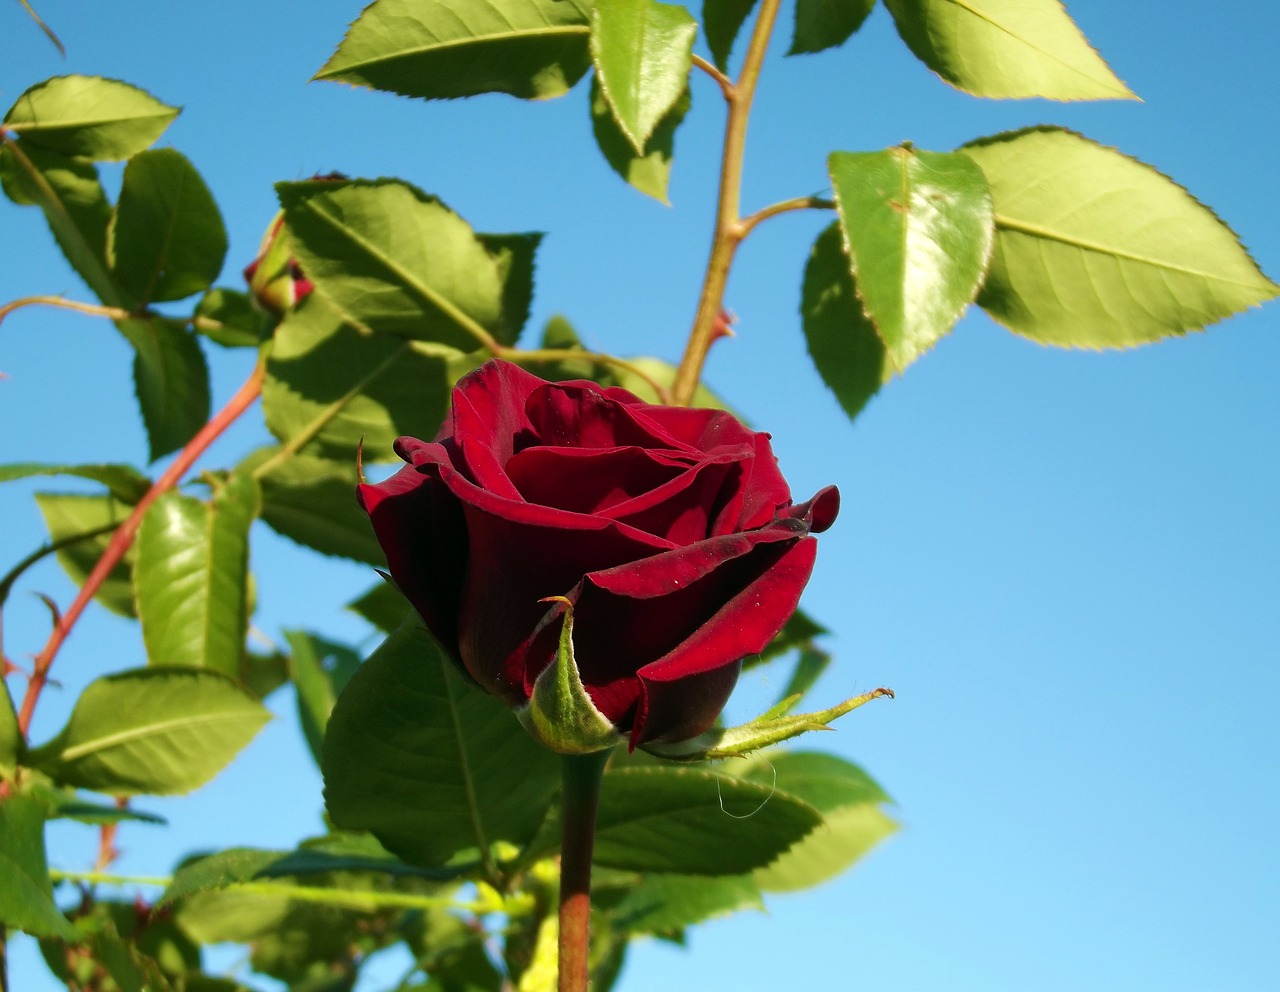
715;759;777;819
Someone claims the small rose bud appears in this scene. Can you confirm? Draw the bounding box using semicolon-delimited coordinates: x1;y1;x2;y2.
242;212;311;315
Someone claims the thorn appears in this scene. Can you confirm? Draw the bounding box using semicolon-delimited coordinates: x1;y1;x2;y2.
873;687;895;700
711;309;737;343
33;591;62;627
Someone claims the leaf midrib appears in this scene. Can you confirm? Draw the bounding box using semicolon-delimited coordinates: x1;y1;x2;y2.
57;709;261;763
318;24;589;77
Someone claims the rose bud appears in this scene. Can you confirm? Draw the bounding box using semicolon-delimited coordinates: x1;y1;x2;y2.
242;212;312;315
357;360;839;751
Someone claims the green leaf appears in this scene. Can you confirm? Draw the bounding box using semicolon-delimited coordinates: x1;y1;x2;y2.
601;872;762;936
278;179;522;351
789;0;874;55
261;296;458;462
590;765;821;874
1;680;21;781
801;222;891;423
34;492;135;617
24;781;166;825
0;140;120;304
480;231;543;346
590;75;689;203
117;318;212;461
194;288;271;348
134;473;260;677
963;127;1280;347
108;148;228;305
247;449;385;564
26;667;271;795
287;630;360;767
882;0;1135;100
3;76;179;160
0;462;149;503
347;581;411;632
702;0;759;70
591;0;697;155
0;795;77;938
745;751;897;892
316;0;593;101
323;622;560;871
829;146;994;371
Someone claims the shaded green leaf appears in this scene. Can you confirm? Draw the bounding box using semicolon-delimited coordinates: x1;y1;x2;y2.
278;179;521;351
23;781;166;825
34;492;135;617
347;580;411;633
479;231;543;346
1;680;21;781
316;0;593;101
590;765;821;874
26;667;270;795
801;222;890;423
261;296;457;462
830;146;993;371
745;751;897;892
882;0;1135;100
0;140;119;303
0;795;77;938
287;630;360;766
601;872;762;936
0;462;149;503
117;317;212;461
963;127;1280;347
109;148;228;305
194;288;270;348
590;75;689;203
323;622;560;871
591;0;697;155
247;448;384;564
789;0;874;55
702;0;759;70
134;473;259;677
3;76;179;160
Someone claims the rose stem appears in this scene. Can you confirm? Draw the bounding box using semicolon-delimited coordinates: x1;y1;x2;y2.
15;355;268;737
557;748;612;992
670;0;784;408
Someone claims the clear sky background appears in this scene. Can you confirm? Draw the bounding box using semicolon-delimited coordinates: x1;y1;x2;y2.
2;2;1277;990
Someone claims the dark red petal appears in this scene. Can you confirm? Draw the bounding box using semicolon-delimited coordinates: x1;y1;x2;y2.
637;404;758;454
504;445;690;515
729;432;793;532
633;660;742;746
525;380;698;453
446;361;545;494
357;460;468;657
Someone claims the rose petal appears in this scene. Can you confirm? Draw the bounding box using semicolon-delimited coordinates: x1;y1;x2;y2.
525;380;692;452
504;445;690;514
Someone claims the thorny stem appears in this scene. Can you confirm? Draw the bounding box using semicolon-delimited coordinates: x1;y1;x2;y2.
15;356;268;737
671;0;784;407
557;749;611;992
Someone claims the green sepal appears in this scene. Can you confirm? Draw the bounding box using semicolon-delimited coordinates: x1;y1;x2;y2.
519;597;625;755
643;687;894;762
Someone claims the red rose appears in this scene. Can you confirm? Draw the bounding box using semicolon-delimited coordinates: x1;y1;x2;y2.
357;360;838;749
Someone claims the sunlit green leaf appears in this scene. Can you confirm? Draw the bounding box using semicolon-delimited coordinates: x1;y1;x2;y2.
288;630;360;767
0;462;149;503
3;76;179;160
315;0;593;101
589;765;821;874
702;0;759;70
591;0;697;155
109;149;228;305
591;75;689;203
323;622;560;870
134;473;259;677
745;751;897;892
278;179;526;351
801;222;890;423
600;872;762;936
963;127;1280;347
882;0;1134;100
1;681;21;781
0;796;76;938
26;667;270;795
34;492;135;617
829;146;993;371
789;0;874;55
262;296;458;462
0;140;119;304
117;318;211;461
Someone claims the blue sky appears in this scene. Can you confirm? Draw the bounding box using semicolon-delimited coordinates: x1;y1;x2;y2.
2;2;1277;990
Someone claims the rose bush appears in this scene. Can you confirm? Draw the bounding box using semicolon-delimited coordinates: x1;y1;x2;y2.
358;360;839;748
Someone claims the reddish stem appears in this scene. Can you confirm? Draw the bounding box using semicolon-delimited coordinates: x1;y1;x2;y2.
557;749;611;992
16;359;267;737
